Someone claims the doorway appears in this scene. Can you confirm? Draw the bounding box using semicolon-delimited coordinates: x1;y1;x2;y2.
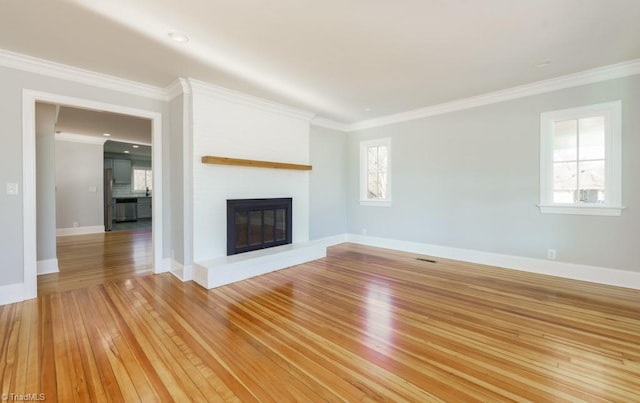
103;140;153;232
22;90;164;299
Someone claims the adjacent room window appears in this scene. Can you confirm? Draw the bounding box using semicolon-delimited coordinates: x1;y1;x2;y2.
360;138;391;206
133;167;153;192
539;101;622;216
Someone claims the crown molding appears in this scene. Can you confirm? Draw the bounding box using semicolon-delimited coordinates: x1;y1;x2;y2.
5;47;640;131
188;78;315;122
0;48;168;101
310;116;349;131
165;77;191;99
55;132;108;145
346;58;640;132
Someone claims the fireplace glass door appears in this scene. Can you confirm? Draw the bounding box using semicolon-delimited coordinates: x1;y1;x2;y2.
227;198;292;255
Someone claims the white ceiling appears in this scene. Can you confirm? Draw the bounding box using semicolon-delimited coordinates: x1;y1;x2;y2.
51;104;152;156
3;1;640;124
55;106;152;146
103;140;152;158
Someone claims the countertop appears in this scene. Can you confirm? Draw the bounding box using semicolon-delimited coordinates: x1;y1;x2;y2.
113;195;152;199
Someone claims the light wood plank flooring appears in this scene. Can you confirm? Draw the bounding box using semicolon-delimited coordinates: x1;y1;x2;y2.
2;242;640;401
38;229;153;295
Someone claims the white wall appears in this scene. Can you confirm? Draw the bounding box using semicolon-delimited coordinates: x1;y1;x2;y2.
55;138;105;230
190;81;312;262
347;74;640;273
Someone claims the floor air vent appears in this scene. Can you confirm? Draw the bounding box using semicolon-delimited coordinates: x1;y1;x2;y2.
416;257;437;263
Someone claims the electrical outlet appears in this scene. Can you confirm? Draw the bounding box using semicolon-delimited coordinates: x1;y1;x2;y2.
362;228;368;236
73;222;79;228
6;183;18;195
547;249;556;260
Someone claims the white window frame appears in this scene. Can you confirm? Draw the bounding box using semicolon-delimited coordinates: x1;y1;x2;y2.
360;137;392;206
539;101;622;216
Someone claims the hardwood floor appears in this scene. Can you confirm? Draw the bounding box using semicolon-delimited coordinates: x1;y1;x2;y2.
38;229;153;295
3;242;640;401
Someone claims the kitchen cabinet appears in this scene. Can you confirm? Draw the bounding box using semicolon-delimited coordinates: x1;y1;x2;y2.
113;159;131;184
137;197;152;218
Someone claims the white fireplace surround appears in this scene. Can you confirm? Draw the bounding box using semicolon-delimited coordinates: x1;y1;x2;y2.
190;79;312;287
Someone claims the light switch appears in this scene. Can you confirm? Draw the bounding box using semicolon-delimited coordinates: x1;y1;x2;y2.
88;186;97;192
6;183;18;195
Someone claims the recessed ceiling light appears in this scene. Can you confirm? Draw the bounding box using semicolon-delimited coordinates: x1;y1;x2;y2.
123;150;130;154
168;31;189;43
535;59;552;68
132;145;139;148
103;133;111;137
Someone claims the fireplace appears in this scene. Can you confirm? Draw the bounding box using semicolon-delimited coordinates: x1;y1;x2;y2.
227;198;292;255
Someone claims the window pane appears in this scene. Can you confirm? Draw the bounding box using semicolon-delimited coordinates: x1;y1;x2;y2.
133;169;146;191
579;116;605;160
579;159;605;190
145;170;153;190
377;146;388;172
553;161;577;203
366;145;388;200
133;169;152;191
367;172;381;199
377;171;387;199
553;120;577;162
367;147;378;172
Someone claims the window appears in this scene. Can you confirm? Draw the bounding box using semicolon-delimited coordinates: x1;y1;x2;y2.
539;101;622;216
360;138;391;206
133;167;153;192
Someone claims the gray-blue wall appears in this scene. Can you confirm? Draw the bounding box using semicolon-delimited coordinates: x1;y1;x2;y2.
347;75;640;272
309;125;348;239
0;65;171;287
35;103;57;262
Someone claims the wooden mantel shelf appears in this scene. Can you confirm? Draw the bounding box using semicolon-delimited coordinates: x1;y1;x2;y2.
201;156;312;171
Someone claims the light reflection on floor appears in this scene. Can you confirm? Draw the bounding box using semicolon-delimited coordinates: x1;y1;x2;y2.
365;282;394;353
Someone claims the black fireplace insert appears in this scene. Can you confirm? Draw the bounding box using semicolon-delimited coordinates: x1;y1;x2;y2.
226;198;292;255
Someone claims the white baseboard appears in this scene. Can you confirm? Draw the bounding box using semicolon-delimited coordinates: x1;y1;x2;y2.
0;283;28;306
56;225;105;236
37;258;59;275
163;257;172;272
165;258;193;281
345;234;640;290
309;234;349;247
154;257;168;274
182;264;193;281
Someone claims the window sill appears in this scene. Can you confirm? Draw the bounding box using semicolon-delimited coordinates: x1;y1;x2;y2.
360;200;392;207
538;204;624;216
